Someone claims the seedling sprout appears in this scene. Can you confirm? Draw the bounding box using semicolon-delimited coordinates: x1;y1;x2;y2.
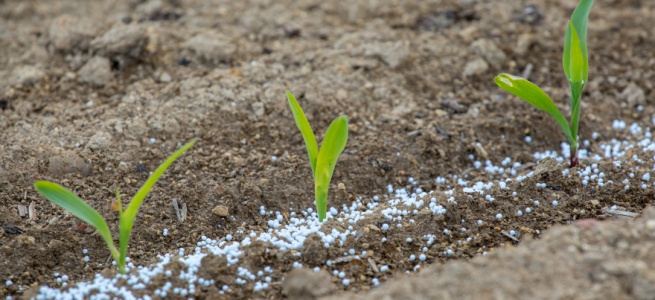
286;90;348;222
34;140;196;274
494;0;593;167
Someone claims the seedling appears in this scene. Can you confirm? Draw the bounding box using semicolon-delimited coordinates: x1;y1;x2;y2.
494;0;593;167
34;140;196;274
286;90;348;222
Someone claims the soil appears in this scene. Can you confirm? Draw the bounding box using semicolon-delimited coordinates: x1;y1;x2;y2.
1;0;654;299
330;207;655;300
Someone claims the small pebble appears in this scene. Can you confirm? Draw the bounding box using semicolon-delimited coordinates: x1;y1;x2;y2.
212;205;230;217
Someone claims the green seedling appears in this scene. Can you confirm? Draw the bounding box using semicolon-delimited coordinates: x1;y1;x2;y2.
494;0;593;168
34;140;196;274
286;90;348;222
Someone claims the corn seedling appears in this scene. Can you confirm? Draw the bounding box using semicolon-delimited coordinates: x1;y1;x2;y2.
286;90;348;222
494;0;593;167
34;140;196;274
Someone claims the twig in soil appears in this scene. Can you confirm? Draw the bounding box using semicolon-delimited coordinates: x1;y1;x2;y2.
514;162;536;172
29;201;37;220
474;143;488;160
355;228;366;240
407;130;421;136
601;207;637;219
172;198;187;223
368;258;379;273
501;230;520;243
173;198;179;217
461;167;474;178
521;63;533;79
333;255;359;263
17;205;28;217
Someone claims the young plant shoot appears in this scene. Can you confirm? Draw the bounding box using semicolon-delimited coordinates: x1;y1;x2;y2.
286;90;348;222
34;140;196;274
494;0;593;168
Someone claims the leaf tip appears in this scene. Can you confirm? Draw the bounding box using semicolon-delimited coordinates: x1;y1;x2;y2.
34;180;50;190
494;74;512;88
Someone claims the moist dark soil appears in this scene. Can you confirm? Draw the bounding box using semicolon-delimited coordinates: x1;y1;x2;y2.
1;0;654;298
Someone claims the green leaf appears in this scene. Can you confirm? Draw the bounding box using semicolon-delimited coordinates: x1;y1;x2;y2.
118;139;196;271
286;90;319;177
568;21;585;84
314;116;348;222
563;0;593;83
569;78;583;149
494;74;575;146
567;21;584;143
34;181;120;262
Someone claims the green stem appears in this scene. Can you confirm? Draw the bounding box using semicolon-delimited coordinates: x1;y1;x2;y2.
569;87;582;142
116;189;126;274
569;84;583;168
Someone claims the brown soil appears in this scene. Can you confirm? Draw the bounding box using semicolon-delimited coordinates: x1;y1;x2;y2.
1;0;654;299
330;207;655;300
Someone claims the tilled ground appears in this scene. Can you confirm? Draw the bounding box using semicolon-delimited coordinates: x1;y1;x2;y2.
1;0;654;298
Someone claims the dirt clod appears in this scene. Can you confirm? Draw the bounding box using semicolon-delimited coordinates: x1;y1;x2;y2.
212;205;230;218
91;23;146;57
77;56;113;86
282;269;337;300
47;150;91;177
470;38;507;69
12;65;45;85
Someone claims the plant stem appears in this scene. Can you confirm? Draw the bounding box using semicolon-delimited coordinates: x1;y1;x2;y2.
569;147;579;168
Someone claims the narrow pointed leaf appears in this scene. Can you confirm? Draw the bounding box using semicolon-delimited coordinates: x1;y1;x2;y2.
34;181;119;260
567;16;586;145
563;0;593;83
286;90;319;177
314;116;349;221
494;74;574;145
119;140;196;269
568;22;585;84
